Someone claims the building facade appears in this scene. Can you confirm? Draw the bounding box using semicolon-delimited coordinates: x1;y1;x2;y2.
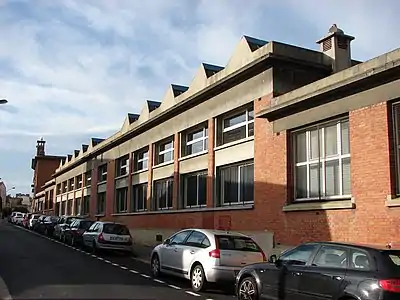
32;25;400;253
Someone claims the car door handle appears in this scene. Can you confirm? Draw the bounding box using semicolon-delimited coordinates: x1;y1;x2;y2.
331;275;342;280
173;248;178;252
190;250;195;254
293;272;302;276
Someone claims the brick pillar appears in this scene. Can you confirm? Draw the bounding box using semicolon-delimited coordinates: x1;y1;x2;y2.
72;177;76;215
173;132;180;209
127;152;133;212
207;118;215;207
89;168;98;218
146;144;154;211
105;160;116;218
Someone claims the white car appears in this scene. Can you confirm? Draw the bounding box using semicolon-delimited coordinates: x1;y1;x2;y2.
12;212;25;225
150;229;266;292
28;214;40;229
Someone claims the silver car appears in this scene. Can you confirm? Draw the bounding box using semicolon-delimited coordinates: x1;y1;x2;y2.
150;229;266;292
82;221;133;254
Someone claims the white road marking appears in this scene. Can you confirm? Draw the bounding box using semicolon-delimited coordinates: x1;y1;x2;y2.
0;276;12;300
153;279;165;284
167;284;181;290
111;263;119;267
140;274;150;278
104;260;111;264
97;257;104;260
185;291;200;297
120;266;128;270
129;270;139;274
91;254;97;258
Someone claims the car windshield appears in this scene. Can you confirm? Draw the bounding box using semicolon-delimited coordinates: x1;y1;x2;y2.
216;235;261;252
384;250;400;269
103;224;130;235
80;221;93;230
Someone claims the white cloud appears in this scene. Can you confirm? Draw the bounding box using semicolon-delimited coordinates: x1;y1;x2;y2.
0;0;399;193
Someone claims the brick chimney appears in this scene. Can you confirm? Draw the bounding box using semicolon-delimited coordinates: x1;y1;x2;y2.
317;24;355;73
36;137;46;156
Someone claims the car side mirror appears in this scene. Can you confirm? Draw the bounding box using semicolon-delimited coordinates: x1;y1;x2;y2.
163;238;170;245
269;254;277;263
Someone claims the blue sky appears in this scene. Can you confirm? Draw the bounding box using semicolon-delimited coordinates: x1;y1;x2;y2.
0;0;399;194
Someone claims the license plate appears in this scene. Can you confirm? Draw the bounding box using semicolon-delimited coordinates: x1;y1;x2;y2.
110;236;124;241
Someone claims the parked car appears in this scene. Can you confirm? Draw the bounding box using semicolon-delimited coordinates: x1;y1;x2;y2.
235;241;400;300
12;212;25;225
22;213;32;228
64;219;94;246
35;216;59;236
150;229;266;292
32;215;46;231
53;215;84;241
8;212;17;223
28;214;40;229
82;221;133;255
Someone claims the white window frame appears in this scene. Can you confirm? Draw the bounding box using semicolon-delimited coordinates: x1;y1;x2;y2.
222;107;254;143
393;103;400;194
85;172;92;186
133;183;147;212
99;165;107;182
116;188;128;213
220;162;254;206
157;140;174;164
293;118;351;201
155;179;173;210
185;127;208;156
136;150;149;171
183;172;207;208
77;175;83;188
117;156;129;176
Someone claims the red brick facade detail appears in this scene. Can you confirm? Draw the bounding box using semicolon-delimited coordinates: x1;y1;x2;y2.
105;160;116;218
89;167;98;218
206;118;215;208
126;152;133;213
146;144;154;210
173;133;180;209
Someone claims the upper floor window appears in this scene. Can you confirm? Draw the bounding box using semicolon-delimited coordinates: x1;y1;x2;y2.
182;126;208;156
134;148;149;171
116;154;129;177
98;164;107;183
68;178;74;191
156;138;174;165
218;106;254;146
84;171;91;187
62;181;67;193
56;183;61;195
76;175;83;189
293;118;351;201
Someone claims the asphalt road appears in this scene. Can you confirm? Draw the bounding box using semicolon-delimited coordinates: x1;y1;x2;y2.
0;220;235;300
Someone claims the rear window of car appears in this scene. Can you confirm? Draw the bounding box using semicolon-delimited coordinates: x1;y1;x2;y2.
103;224;130;235
216;235;261;252
33;215;39;219
80;221;94;230
384;250;400;266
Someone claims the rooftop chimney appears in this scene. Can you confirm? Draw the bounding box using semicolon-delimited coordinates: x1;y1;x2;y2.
317;24;355;73
36;137;46;156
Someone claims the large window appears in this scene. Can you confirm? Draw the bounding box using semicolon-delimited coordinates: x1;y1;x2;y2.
182;126;208;156
97;192;106;215
182;171;207;208
134;148;149;171
76;175;83;189
75;197;81;215
293;118;351;201
56;183;61;195
115;187;128;213
82;196;90;215
154;178;173;210
68;178;74;191
49;190;54;209
116;155;129;177
84;171;91;186
98;164;107;182
62;181;67;193
156;138;174;165
66;200;72;215
218;161;254;205
220;107;254;145
132;183;147;212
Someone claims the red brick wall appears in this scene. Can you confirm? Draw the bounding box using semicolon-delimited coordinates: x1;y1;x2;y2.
89;167;98;218
35;158;60;193
105;160;116;219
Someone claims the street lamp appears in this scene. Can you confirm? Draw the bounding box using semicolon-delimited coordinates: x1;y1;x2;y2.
6;187;15;193
0;99;8;104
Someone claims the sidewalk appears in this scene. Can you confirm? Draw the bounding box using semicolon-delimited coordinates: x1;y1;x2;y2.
131;243;155;263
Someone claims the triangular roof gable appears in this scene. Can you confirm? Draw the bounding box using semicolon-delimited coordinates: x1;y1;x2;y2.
121;113;140;133
159;84;189;111
187;63;222;96
138;100;161;123
90;138;105;148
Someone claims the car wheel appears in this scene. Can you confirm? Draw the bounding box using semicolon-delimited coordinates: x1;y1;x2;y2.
238;276;258;300
151;254;161;277
191;264;206;292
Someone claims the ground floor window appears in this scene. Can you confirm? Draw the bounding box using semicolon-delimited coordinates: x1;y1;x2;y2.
97;192;106;214
61;201;66;215
115;187;128;213
75;197;81;215
182;171;207;208
292;118;351;201
154;178;173;210
82;196;90;215
132;183;147;212
66;200;72;215
55;202;60;216
218;160;254;205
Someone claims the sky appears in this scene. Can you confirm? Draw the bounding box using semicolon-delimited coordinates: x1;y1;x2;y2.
0;0;399;195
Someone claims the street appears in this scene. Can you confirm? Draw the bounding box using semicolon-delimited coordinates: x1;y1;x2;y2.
0;221;235;300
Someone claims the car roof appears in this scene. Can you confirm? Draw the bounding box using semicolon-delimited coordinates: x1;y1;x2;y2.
305;241;396;251
182;228;248;237
96;221;126;226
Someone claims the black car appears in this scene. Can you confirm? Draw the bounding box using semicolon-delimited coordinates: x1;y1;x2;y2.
235;242;400;300
64;219;94;246
36;216;59;236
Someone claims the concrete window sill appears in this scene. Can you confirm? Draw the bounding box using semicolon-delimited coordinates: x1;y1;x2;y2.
283;199;355;212
385;195;400;207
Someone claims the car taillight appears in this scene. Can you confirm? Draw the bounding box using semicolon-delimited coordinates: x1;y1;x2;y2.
379;279;400;293
98;233;105;243
209;249;220;258
261;251;267;261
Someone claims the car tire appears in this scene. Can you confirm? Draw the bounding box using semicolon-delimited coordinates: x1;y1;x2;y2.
151;254;161;278
191;264;207;292
238;276;258;300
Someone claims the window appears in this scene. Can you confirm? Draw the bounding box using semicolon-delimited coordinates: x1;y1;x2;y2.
62;181;67;193
75;197;81;215
182;171;207;208
154;178;173;210
76;175;83;189
116;155;129;177
293;118;351;201
84;171;92;186
132;183;147;212
49;190;54;209
98;164;107;182
279;244;318;266
218;161;254;205
351;250;371;270
66;200;72;215
56;184;61;195
115;187;128;213
312;246;348;268
220;107;254;145
184;231;210;248
134;148;149;171
169;230;191;245
68;178;74;191
156;138;174;165
183;126;208;156
82;196;90;215
97;192;106;215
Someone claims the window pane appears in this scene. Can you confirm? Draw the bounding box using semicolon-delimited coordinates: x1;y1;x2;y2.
160;141;173;151
325;160;340;196
221;166;239;204
240;164;254;202
295;132;307;163
188;129;204;141
167;180;173;208
296;165;307;198
198;174;207;206
342;157;351;195
224;112;246;128
341;121;350;154
248;109;254;121
309;163;322;198
248;122;254;137
222;126;246;144
159;151;173;164
186;140;204;155
185;176;198;207
310;129;323;159
325;124;338;156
